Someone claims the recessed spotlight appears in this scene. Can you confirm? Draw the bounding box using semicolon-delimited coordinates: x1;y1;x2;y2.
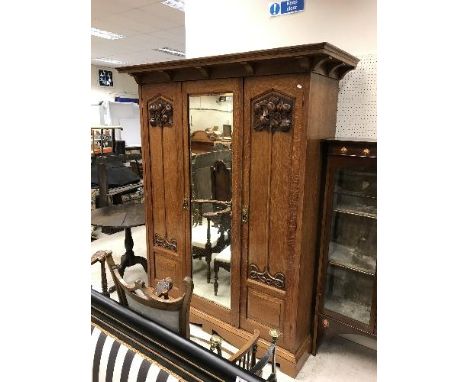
154;47;185;57
161;0;185;12
94;58;125;65
91;27;124;40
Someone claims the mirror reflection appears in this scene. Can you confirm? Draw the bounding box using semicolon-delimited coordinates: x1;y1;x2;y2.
189;93;233;309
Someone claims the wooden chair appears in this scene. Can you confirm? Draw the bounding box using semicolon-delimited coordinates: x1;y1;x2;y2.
210;160;232;243
214;245;231;296
229;329;260;372
209;329;280;381
211;160;232;202
104;251;194;339
191;200;231;283
130;159;144;178
91;250;111;297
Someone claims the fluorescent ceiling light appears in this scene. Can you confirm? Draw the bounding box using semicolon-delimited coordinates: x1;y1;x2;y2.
94;58;125;65
161;0;185;12
154;47;186;57
91;27;124;40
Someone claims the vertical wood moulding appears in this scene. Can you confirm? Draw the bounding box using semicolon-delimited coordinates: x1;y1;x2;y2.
140;86;155;285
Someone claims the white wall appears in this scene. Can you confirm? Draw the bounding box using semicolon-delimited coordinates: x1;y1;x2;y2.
189;95;233;133
90;64;138;125
185;0;376;58
185;0;377;139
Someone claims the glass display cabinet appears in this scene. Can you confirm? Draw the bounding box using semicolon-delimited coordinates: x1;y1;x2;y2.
312;138;377;354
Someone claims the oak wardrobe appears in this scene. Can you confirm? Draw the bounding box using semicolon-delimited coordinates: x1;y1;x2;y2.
118;43;358;377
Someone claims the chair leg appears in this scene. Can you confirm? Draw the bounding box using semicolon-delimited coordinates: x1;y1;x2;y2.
214;262;219;296
100;260;110;297
206;253;211;283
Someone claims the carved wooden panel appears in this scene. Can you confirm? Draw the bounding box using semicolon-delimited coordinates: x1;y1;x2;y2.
154;233;177;252
142;82;185;290
252;90;295;132
249;264;285;289
148;96;173;127
244;75;305;282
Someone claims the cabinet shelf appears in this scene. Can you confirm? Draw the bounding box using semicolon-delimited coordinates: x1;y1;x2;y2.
334;188;376;200
328;242;376;276
324;297;372;325
333;205;377;219
328;260;375;276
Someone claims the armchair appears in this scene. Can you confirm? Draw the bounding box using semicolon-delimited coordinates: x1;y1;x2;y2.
209;329;280;381
104;251;194;338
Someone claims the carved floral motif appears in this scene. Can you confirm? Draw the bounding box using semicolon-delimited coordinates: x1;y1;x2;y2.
154;233;177;252
148;96;173;127
252;91;294;132
248;264;285;289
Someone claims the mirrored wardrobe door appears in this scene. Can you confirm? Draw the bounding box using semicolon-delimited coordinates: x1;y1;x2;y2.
182;79;242;327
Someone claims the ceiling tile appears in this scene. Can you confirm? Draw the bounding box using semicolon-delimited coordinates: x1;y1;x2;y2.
92;0;186;65
139;3;185;25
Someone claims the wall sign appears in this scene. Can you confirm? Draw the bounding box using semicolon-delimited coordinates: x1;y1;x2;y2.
98;69;113;87
269;0;304;17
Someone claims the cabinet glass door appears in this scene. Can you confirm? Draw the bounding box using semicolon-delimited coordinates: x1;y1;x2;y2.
323;166;377;325
188;93;233;310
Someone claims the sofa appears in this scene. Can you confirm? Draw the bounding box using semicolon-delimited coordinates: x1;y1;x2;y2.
91;289;265;382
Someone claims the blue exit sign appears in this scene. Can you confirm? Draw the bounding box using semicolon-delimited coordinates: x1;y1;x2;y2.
269;0;305;17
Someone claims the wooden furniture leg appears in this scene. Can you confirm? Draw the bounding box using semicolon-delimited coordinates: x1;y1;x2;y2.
205;217;212;283
91;250;111;297
214;261;219;295
119;227;148;276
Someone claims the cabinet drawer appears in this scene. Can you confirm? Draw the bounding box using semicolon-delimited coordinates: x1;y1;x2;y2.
329;144;377;158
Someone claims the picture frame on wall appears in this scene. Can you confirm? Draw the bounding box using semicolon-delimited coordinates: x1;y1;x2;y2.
98;69;113;87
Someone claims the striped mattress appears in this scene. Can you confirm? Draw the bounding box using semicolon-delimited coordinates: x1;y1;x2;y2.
92;324;181;382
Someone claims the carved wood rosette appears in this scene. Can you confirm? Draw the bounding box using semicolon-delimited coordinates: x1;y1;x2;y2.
252;91;295;133
148;96;173;127
248;264;286;289
154;233;177;252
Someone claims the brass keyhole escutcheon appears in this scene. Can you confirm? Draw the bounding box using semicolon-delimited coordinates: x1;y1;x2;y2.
182;197;189;210
340;146;348;154
241;207;249;224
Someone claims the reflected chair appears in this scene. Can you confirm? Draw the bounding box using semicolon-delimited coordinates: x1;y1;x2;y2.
213;245;231;296
103;250;194;339
191;200;231;283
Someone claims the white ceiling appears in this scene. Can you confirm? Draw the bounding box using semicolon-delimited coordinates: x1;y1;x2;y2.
91;0;185;67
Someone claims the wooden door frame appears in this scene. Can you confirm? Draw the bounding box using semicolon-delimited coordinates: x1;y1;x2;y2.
182;78;243;328
239;73;309;350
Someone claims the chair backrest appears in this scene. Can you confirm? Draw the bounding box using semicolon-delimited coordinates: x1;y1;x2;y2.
211;160;232;202
130;159;144;178
105;253;194;338
228;329;260;372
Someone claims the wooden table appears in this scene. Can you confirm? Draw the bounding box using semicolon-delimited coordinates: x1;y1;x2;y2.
91;203;147;277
